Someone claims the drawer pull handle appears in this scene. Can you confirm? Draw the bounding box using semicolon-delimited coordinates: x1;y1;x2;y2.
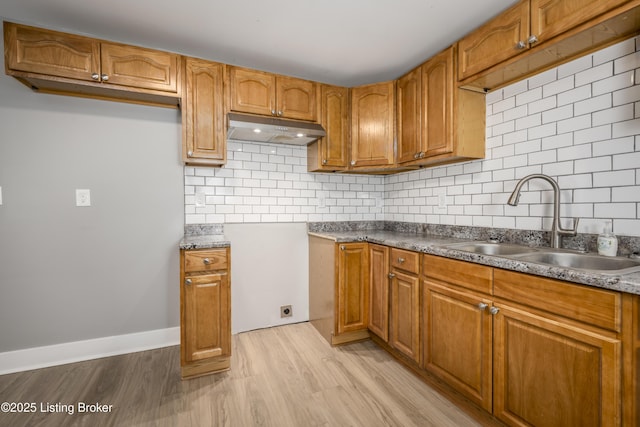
388;273;396;279
398;257;405;263
185;279;192;285
203;258;211;265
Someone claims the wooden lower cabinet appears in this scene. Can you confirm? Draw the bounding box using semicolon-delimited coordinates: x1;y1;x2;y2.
309;236;370;345
180;247;231;379
423;281;493;412
493;302;620;427
419;254;626;426
389;269;421;363
368;244;389;341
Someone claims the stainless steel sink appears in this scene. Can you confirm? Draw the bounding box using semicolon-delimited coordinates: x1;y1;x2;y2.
441;241;640;276
513;251;640;275
444;242;537;256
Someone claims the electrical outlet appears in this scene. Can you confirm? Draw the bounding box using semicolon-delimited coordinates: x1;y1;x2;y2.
195;192;206;208
76;189;91;207
280;305;292;318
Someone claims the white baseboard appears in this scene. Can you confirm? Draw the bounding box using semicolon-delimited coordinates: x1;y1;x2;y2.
0;327;180;375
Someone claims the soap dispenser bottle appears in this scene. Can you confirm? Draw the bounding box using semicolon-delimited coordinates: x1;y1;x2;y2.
597;220;618;257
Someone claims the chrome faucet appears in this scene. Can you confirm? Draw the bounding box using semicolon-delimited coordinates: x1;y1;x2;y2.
507;174;579;249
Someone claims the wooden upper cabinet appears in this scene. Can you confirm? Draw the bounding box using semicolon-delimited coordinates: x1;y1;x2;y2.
5;22;100;81
458;0;636;87
100;43;178;93
229;66;317;121
458;1;530;81
531;0;630;43
4;21;180;105
398;46;485;168
229;67;276;116
182;57;226;166
396;67;422;164
308;84;349;172
350;81;395;168
422;48;454;158
276;75;317;121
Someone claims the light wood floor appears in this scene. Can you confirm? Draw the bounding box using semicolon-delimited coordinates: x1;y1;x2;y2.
0;322;498;427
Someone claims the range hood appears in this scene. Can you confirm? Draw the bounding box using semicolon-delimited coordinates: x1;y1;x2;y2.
227;112;326;145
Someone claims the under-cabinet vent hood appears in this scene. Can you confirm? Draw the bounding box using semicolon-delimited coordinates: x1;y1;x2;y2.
227;112;326;145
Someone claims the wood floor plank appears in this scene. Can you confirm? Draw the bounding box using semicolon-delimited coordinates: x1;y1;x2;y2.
0;322;498;427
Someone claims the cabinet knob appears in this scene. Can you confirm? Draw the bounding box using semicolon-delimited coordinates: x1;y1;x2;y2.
185;278;192;285
91;73;100;81
271;109;277;116
414;153;419;159
277;110;283;116
398;257;405;263
187;150;193;157
516;40;526;50
478;302;488;311
203;258;211;265
350;160;356;166
528;35;539;45
419;151;425;159
101;74;109;82
340;245;346;251
322;159;328;165
388;273;396;279
489;306;500;315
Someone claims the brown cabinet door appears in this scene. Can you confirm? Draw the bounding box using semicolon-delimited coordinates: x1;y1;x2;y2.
229;67;276;116
389;270;421;363
422;47;454;158
531;0;629;43
396;67;421;164
182;58;226;164
4;22;100;81
183;273;231;363
100;42;178;92
337;243;369;335
350;81;395;168
276;76;317;121
368;244;389;341
314;84;349;170
493;302;621;427
423;281;493;411
458;1;530;81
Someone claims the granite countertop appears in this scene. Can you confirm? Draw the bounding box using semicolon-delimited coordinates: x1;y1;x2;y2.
308;229;640;296
179;234;230;250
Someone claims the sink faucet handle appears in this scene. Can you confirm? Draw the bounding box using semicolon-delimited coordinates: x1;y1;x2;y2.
560;217;579;236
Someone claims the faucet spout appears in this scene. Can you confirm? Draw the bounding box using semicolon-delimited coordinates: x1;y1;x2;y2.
507;174;579;249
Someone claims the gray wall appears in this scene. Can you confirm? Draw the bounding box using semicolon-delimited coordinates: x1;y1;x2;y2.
0;32;184;352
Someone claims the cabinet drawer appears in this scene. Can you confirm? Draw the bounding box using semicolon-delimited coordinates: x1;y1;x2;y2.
494;269;621;332
390;248;420;274
184;249;228;273
423;254;492;294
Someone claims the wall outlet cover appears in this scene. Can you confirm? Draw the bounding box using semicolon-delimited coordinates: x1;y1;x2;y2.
76;189;91;207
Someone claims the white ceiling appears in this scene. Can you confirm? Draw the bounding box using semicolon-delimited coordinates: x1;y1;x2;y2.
0;0;518;87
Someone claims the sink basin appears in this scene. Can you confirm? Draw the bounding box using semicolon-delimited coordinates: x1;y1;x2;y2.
514;251;640;275
445;242;536;256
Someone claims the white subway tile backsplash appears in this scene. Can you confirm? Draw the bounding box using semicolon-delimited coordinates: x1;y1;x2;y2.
575;62;613;86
